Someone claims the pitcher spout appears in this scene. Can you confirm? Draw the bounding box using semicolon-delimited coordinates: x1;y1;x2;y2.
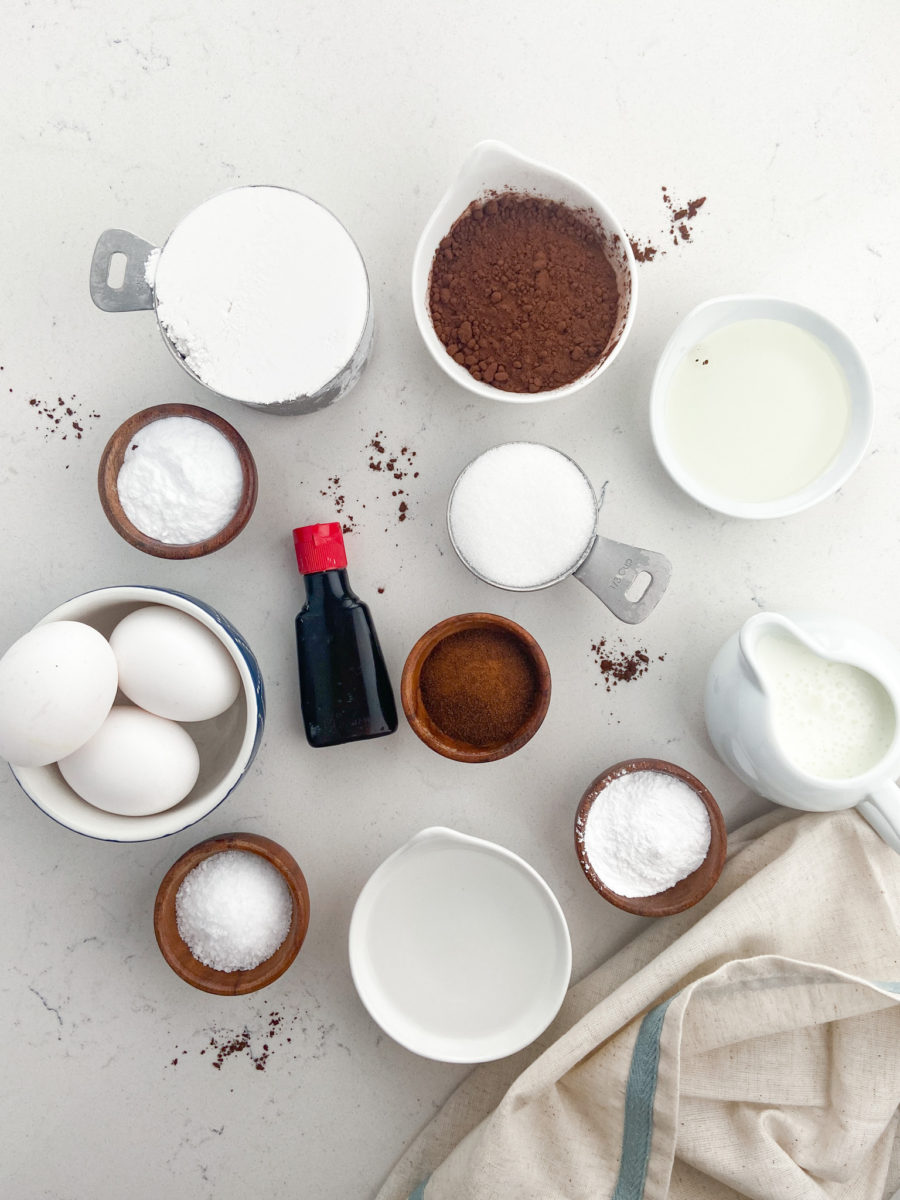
738;611;806;689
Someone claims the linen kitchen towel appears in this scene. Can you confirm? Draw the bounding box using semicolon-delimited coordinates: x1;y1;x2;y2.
376;809;900;1200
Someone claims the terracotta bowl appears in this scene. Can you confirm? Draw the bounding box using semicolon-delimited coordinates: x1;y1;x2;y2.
154;832;310;995
98;403;258;558
574;758;727;917
401;612;551;763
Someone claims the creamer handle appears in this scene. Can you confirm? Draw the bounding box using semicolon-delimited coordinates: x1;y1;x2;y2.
857;781;900;854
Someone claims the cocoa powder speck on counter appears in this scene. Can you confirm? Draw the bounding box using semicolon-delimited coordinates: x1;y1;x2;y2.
590;637;665;691
166;1008;340;1074
367;432;418;525
24;388;101;442
320;474;357;533
627;188;707;264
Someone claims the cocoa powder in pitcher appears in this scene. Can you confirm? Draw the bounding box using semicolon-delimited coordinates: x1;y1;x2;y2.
428;192;620;394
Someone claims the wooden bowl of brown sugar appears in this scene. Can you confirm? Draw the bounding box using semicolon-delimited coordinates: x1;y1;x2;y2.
401;612;551;763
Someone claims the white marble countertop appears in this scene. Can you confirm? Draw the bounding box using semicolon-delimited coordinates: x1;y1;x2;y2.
1;2;897;1197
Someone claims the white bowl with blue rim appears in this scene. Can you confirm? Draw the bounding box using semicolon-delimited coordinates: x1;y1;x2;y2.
9;586;265;842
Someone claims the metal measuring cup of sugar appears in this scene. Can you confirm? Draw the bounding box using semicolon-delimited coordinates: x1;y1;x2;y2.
447;442;671;624
89;184;374;416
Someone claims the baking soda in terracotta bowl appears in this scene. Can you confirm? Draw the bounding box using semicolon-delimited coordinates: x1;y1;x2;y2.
149;186;371;407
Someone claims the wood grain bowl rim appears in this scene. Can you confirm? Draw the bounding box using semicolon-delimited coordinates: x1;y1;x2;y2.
400;611;551;763
154;832;310;995
574;758;727;917
98;403;258;559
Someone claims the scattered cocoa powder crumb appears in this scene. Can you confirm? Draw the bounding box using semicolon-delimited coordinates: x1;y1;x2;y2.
628;237;658;263
169;1010;301;1073
590;637;665;692
367;432;418;524
320;474;356;533
662;187;706;246
627;188;707;264
23;389;101;442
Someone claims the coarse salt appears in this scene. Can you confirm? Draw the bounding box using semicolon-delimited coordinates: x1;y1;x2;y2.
579;769;711;897
151;186;369;405
116;416;243;544
175;850;293;972
449;442;597;589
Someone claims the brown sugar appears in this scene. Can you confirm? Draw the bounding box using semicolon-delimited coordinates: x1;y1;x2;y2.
419;628;539;747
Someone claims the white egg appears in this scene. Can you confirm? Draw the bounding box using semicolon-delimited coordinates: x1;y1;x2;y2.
110;606;241;722
58;706;200;816
0;621;118;767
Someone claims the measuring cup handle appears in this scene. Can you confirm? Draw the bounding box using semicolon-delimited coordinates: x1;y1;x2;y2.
857;781;900;854
572;535;672;624
89;229;157;312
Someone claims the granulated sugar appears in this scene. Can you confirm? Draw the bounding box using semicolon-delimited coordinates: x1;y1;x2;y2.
116;416;243;544
151;186;369;404
581;769;710;897
175;850;293;972
448;442;596;588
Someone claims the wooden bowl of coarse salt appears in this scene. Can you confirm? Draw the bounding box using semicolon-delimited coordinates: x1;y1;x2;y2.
98;403;258;559
154;832;310;995
574;758;726;917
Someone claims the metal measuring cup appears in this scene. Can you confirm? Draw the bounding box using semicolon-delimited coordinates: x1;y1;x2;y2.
89;186;374;416
447;442;671;624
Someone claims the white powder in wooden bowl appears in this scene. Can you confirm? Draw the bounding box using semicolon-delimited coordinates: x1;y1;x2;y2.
116;416;243;544
580;769;711;897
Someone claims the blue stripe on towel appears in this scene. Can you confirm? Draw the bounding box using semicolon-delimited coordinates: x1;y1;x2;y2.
611;996;675;1200
407;1177;429;1199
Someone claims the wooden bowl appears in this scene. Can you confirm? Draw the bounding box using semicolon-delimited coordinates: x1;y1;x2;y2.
574;759;727;917
154;832;310;995
98;403;258;558
401;612;551;763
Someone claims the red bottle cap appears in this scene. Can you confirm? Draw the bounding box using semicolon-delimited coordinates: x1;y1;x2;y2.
293;523;348;574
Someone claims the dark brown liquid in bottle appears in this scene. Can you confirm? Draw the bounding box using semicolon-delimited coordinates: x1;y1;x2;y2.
295;568;397;748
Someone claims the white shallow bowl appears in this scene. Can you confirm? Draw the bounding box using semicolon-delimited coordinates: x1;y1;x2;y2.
412;139;636;404
9;586;265;842
649;295;873;519
349;826;572;1063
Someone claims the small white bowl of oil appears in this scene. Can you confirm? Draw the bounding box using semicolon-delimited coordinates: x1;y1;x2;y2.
649;295;873;519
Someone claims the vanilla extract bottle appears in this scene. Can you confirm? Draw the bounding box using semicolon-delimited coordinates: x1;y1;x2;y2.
293;523;397;748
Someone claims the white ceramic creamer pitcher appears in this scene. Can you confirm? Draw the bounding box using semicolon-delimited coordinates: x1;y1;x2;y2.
706;611;900;851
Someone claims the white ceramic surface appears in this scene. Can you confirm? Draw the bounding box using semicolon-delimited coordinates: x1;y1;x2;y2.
650;295;873;518
411;139;636;403
349;827;572;1062
9;586;264;842
705;611;900;850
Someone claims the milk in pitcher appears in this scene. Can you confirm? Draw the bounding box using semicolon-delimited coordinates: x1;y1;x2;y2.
754;630;895;779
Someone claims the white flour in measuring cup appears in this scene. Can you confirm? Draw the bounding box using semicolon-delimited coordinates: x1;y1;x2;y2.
149;187;370;406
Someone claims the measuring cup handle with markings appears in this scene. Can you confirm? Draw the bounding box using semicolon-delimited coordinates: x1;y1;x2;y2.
573;536;672;624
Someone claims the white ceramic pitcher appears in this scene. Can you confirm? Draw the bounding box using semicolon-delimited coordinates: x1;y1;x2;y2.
705;611;900;852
